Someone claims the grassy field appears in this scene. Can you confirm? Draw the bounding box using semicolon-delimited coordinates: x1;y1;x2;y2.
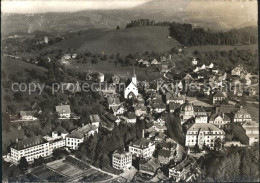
51;26;181;55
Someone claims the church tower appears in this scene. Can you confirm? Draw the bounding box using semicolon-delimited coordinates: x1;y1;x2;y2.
132;66;137;86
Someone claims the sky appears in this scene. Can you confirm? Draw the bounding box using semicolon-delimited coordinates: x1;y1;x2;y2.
1;0;151;13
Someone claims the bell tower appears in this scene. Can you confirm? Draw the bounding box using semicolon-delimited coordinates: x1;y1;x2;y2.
132;66;137;85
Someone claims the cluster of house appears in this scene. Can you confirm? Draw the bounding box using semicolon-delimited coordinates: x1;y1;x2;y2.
136;55;174;73
8;55;259;182
61;53;78;64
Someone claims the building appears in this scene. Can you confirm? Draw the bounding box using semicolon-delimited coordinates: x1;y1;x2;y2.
158;149;174;165
107;96;121;109
185;123;225;149
166;92;185;105
89;114;100;127
11;136;51;164
168;157;197;182
66;124;98;150
126;112;136;123
98;72;105;82
169;102;181;113
180;101;195;124
134;104;147;117
209;113;230;128
111;105;125;116
152;102;166;113
192;58;198;66
233;107;252;123
55;105;71;118
139;158;160;175
231;65;243;76
19;110;38;120
195;116;208;123
212;91;226;105
129;130;155;159
112;75;120;85
112;150;132;171
124;70;138;99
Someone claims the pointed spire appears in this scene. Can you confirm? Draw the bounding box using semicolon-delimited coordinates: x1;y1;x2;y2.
133;65;136;77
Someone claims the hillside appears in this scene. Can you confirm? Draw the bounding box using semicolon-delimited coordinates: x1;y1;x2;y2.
50;26;181;55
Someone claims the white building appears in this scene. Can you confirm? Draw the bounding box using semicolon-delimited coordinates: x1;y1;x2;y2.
233;107;252;123
185;123;225;149
209;113;230;128
129;130;155;159
55;105;71;118
192;58;198;66
124;70;138;99
180;101;194;124
89;114;100;128
11;136;51;164
66;124;98;150
195;116;208;124
112;150;132;171
19;110;38;120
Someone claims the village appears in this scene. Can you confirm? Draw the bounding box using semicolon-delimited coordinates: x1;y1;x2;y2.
2;51;259;182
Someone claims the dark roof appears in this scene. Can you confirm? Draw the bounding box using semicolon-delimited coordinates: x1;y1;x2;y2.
132;137;153;149
213;91;225;98
89;114;100;123
12;136;48;150
158;149;171;158
169;102;181;110
55;126;68;134
127;112;136;119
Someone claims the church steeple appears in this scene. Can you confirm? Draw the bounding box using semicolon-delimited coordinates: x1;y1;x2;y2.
132;66;137;85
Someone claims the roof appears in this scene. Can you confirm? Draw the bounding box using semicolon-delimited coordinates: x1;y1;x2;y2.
55;126;68;134
187;123;223;132
131;137;154;149
89;114;100;123
166;92;185;101
12;136;48;150
107;96;120;105
235;107;251;116
135;105;147;111
67;124;98;139
170;157;196;172
209;113;230;121
169;102;181;110
153;102;166;109
19;110;37;117
213;91;225;98
113;150;131;159
56;105;71;114
140;158;160;170
158;149;171;158
242;121;259;132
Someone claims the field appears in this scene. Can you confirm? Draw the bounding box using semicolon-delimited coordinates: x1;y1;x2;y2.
30;166;67;182
51;26;181;55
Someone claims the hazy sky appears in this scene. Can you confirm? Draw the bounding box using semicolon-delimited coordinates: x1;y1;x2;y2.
1;0;151;13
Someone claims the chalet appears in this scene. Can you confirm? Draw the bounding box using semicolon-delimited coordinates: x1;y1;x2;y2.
212;91;226;105
209;113;230;128
55;105;71;119
233;107;252;123
158;149;174;165
89;114;100;127
139;158;160;175
19;110;38;120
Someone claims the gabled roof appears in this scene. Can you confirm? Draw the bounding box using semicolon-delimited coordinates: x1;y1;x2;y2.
56;105;71;114
132;137;153;149
213;91;225;98
20;110;37;117
187;123;223;132
67;124;97;139
89;114;100;123
209;113;230;121
12;136;48;150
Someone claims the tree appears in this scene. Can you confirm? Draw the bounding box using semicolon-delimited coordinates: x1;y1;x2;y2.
18;157;29;171
100;154;110;168
116;26;120;30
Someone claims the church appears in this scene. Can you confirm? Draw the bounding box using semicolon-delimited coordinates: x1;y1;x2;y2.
124;68;138;99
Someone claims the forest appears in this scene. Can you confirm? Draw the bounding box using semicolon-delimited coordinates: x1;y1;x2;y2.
126;19;258;46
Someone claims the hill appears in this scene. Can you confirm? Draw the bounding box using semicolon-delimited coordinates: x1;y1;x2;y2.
50;26;181;55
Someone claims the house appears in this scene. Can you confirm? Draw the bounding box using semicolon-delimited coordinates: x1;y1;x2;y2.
161;63;169;73
55;105;71;118
233;107;252;123
151;59;160;65
97;72;105;82
192;58;198;66
143;60;150;67
89;114;100;127
112;75;120;85
147;125;167;133
129;130;155;159
124;71;138;99
112;150;132;171
168;157;197;182
193;67;199;73
126;112;136;123
10;136;51;164
212;91;226;105
169;102;181;113
180;101;195;124
158;149;174;165
166;92;185;105
193;106;207;116
155;132;167;143
152;102;166;113
66;124;98;150
134;104;148;117
194;116;208;123
185;123;225;149
111;105;125;116
19;110;38;120
208;63;214;69
231;65;243;76
107;96;121;109
199;64;206;70
209;113;230;128
139;158;160;175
